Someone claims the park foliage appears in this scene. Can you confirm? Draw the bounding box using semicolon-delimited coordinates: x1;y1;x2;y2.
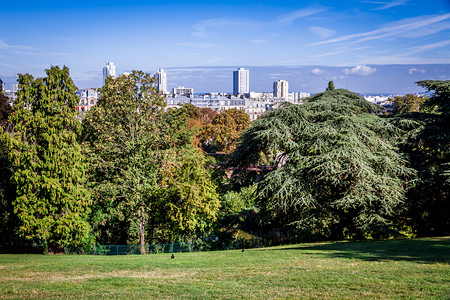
0;68;448;253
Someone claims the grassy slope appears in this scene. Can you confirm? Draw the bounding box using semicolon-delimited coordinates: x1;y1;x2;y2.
0;237;449;299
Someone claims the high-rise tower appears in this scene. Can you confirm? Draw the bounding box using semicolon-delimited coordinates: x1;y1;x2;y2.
233;68;249;95
155;68;167;93
102;62;117;86
273;80;289;99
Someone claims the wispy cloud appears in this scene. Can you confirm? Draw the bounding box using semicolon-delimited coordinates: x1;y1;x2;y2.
13;50;69;56
0;61;19;68
309;26;335;39
407;39;450;53
358;54;450;64
277;7;328;25
400;21;450;38
308;13;450;46
249;39;268;44
310;50;346;58
361;0;409;10
191;18;262;37
343;65;376;76
0;41;33;50
199;58;222;65
309;46;370;58
176;42;219;48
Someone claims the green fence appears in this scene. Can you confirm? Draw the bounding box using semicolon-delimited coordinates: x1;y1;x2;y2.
85;242;193;255
66;237;266;255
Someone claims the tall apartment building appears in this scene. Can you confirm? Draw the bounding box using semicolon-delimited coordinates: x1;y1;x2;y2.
233;68;249;95
102;62;117;86
273;80;289;99
155;68;167;93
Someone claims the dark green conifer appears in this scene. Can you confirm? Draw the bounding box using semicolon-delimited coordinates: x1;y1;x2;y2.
233;89;414;238
5;66;91;253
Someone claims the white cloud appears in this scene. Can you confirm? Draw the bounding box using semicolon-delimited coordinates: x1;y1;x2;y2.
361;0;409;10
408;68;426;74
312;68;325;75
308;13;450;46
343;65;376;76
309;26;335;39
277;7;328;25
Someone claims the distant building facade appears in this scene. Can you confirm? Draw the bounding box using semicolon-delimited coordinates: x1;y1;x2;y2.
166;93;269;121
173;86;194;97
155;68;167;93
102;62;117;86
1;83;18;105
233;68;249;95
273;80;289;99
75;88;99;113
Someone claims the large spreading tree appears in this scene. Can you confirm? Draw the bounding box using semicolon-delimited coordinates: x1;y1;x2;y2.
232;88;415;239
82;71;220;251
4;66;91;253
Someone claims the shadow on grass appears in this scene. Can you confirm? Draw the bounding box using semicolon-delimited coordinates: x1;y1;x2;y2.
274;237;450;264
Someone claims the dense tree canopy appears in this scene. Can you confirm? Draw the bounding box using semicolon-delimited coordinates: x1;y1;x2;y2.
0;68;448;253
232;89;415;239
82;72;220;250
3;66;91;252
391;94;428;114
0;91;15;252
203;108;250;153
392;80;450;235
0;91;11;126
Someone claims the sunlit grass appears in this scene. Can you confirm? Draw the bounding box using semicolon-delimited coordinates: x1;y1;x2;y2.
0;237;449;299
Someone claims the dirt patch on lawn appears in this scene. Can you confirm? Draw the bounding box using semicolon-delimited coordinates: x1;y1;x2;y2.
4;269;198;282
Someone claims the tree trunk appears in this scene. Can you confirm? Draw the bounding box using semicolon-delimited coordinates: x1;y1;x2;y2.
139;208;146;254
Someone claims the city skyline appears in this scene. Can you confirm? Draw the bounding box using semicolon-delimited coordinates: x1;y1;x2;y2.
0;0;449;93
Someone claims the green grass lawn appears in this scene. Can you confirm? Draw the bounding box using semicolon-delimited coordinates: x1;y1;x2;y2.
0;237;449;299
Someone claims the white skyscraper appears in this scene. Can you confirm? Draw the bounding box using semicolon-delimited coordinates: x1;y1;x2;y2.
273;80;289;99
102;62;117;86
155;68;167;93
233;68;249;95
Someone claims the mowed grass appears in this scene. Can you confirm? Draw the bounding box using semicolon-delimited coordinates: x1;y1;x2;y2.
0;237;449;299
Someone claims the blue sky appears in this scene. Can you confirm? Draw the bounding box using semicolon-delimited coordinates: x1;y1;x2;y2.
0;0;449;93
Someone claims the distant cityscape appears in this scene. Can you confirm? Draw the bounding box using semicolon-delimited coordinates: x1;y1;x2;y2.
1;62;399;120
